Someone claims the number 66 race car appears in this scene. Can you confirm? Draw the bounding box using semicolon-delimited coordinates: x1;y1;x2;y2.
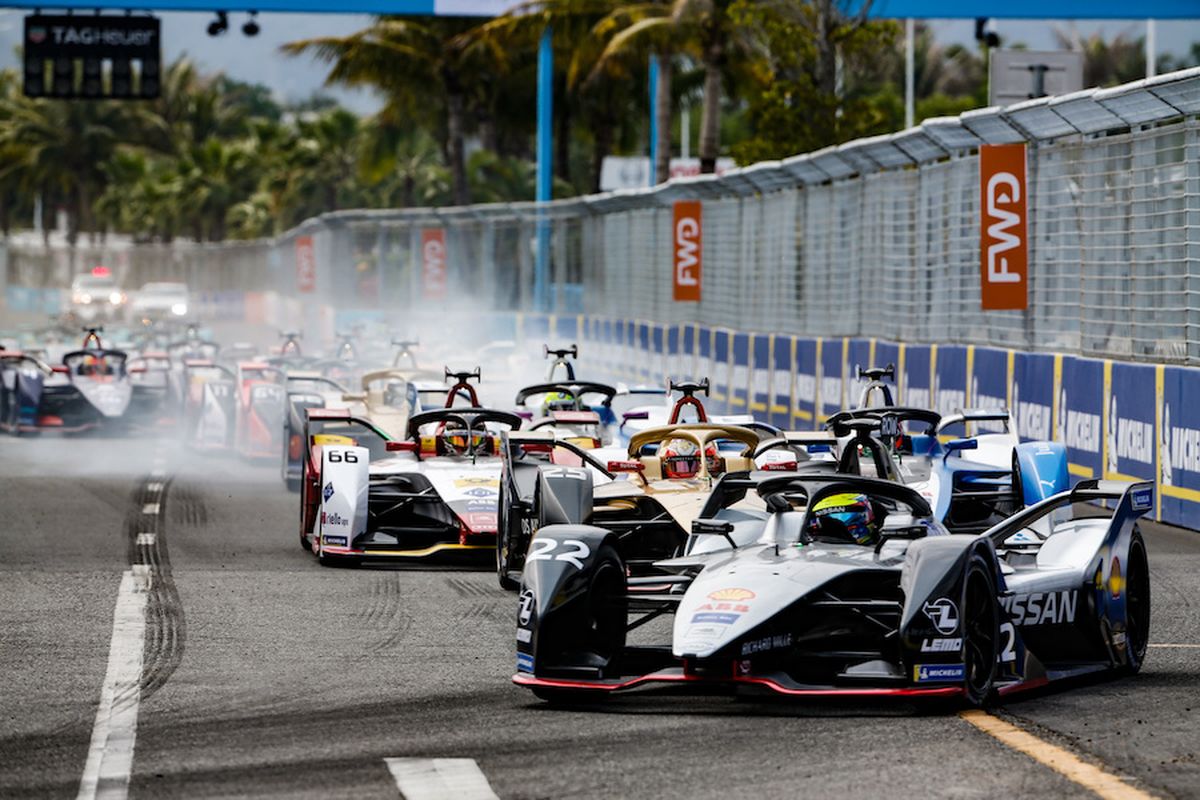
513;472;1152;706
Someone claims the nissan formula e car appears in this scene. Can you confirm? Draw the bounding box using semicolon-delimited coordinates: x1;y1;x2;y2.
514;472;1152;705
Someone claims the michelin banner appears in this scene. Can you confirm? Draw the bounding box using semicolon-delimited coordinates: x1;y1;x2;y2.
575;317;1200;533
793;338;818;429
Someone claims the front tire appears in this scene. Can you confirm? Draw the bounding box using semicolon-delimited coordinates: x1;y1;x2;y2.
961;555;1000;707
496;498;522;591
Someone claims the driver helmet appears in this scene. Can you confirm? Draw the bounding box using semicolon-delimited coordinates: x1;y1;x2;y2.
807;492;879;545
541;391;575;416
443;426;470;455
661;438;702;479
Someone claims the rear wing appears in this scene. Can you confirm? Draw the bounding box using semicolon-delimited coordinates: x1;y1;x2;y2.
984;480;1154;548
751;431;839;460
936;408;1012;434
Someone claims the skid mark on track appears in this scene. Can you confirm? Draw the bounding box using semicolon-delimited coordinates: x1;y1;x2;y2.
126;476;187;701
167;484;209;528
447;576;494;599
361;574;413;653
78;462;186;799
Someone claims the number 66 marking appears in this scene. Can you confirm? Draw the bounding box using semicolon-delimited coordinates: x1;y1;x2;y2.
527;538;590;569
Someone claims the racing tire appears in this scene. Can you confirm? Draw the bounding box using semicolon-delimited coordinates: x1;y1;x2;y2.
961;555;1000;707
1011;453;1024;508
496;498;523;591
286;476;302;493
1121;528;1151;675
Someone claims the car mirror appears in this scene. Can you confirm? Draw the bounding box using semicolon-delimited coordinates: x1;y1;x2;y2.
607;459;645;474
874;525;927;553
691;518;737;548
943;438;977;462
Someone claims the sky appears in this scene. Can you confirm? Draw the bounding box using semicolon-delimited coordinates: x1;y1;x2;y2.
0;10;1197;116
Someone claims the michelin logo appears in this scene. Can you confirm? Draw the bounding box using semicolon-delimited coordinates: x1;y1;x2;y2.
1012;383;1051;441
1107;396;1154;474
914;664;965;683
1162;399;1200;484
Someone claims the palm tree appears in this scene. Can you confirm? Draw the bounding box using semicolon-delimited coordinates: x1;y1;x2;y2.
283;17;489;206
0;95;154;242
592;0;745;176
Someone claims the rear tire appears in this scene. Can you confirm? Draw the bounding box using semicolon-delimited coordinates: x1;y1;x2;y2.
1122;529;1151;675
961;555;1000;707
1011;453;1025;508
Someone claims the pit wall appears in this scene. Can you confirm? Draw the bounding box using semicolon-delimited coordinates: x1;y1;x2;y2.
508;312;1200;532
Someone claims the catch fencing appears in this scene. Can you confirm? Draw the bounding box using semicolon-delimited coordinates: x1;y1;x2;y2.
4;69;1198;364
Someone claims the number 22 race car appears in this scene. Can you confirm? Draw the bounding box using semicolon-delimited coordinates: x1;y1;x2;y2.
513;472;1152;705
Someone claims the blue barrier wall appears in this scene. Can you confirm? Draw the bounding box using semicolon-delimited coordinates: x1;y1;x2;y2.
567;314;1199;532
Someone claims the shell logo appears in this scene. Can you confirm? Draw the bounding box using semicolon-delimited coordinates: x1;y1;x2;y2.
708;588;755;602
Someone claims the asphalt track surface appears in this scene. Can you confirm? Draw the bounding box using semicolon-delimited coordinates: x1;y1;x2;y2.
2;434;1199;799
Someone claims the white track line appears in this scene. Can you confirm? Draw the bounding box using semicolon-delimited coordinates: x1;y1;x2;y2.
135;533;156;547
384;758;500;800
77;569;151;800
141;503;159;516
1149;643;1200;648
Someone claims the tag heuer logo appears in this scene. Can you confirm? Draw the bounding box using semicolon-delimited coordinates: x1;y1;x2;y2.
28;27;46;44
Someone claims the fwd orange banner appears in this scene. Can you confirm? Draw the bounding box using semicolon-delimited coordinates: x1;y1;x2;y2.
980;143;1028;311
421;228;447;300
673;200;702;302
295;235;316;293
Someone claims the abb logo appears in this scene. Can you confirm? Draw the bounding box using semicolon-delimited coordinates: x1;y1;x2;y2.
673;200;702;302
421;228;446;300
980;144;1027;310
295;235;316;293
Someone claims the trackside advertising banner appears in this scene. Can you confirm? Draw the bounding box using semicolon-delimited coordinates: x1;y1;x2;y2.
902;345;934;410
970;346;1012;434
1011;352;1056;442
979;143;1028;311
1058;356;1104;480
564;314;1200;532
730;332;751;411
712;329;731;412
771;336;794;429
793;338;818;427
933;345;969;419
817;338;845;421
1105;361;1157;487
751;334;771;415
673;200;702;302
1158;366;1200;528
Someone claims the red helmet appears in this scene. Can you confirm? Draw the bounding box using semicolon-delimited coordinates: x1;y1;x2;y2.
661;438;701;479
661;439;723;479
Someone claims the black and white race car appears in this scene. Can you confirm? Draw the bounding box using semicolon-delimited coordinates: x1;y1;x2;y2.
513;472;1152;706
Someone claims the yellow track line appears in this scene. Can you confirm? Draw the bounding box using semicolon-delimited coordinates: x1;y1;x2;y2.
959;710;1157;800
